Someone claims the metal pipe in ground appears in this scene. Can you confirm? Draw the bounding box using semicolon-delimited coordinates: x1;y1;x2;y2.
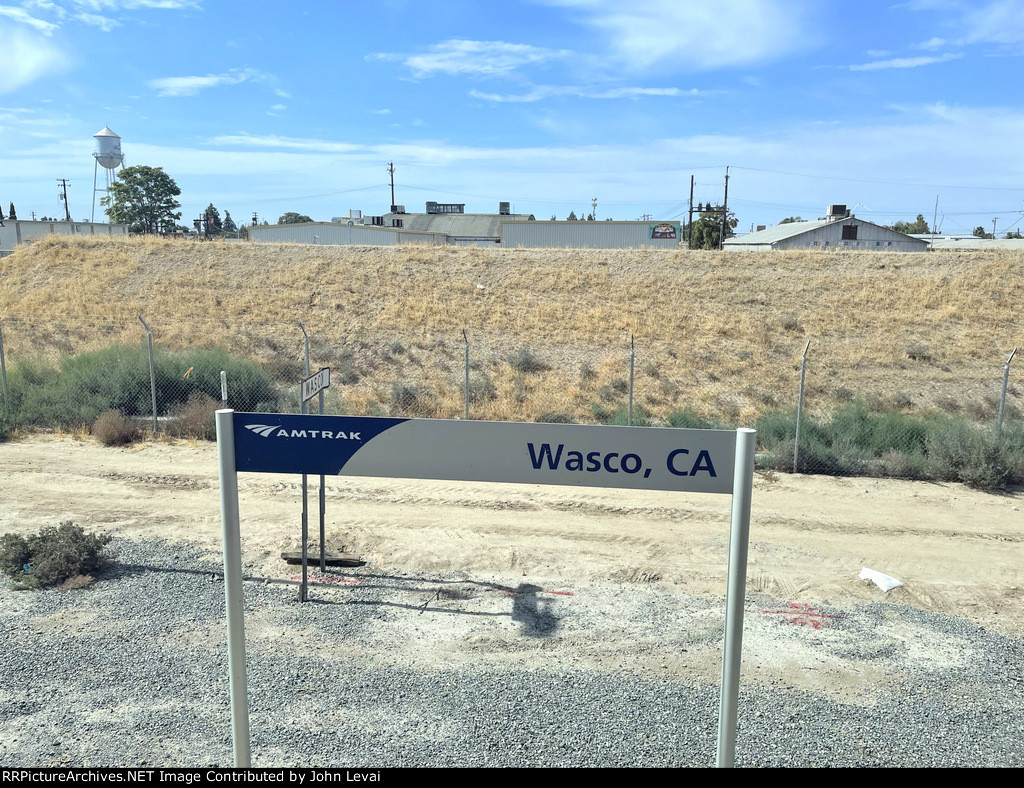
463;329;470;420
138;316;158;435
793;340;810;473
0;320;9;417
628;334;635;426
996;347;1018;440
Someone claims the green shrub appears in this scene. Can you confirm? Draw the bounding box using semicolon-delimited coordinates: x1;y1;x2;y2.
0;522;112;590
597;403;650;427
0;414;12;442
8;344;278;428
92;409;143;446
756;401;1024;491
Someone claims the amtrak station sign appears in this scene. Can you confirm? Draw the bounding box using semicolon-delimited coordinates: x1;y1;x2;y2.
215;410;756;768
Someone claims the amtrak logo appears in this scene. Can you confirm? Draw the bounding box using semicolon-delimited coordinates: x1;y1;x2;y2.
246;424;280;437
244;423;362;441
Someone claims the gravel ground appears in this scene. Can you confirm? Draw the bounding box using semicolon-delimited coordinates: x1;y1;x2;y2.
0;538;1022;768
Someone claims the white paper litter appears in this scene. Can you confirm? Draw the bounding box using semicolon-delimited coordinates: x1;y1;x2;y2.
859;567;903;592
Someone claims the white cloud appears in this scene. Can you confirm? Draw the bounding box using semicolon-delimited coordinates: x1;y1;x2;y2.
0;25;70;92
963;0;1024;45
0;5;59;34
470;85;705;102
915;37;947;50
540;0;814;71
148;68;263;96
369;40;571;78
70;1;199;9
208;134;365;154
849;52;964;70
75;12;119;30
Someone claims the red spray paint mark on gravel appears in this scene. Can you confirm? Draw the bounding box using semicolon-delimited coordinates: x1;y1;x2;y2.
761;602;844;629
290;574;361;585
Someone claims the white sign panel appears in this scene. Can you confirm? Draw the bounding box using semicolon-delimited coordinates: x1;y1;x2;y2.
233;413;737;494
300;367;330;402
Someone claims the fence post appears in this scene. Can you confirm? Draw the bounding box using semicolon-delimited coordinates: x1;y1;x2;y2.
463;329;470;420
996;347;1018;440
793;340;810;473
628;334;635;426
138;316;158;435
220;370;228;410
0;320;9;417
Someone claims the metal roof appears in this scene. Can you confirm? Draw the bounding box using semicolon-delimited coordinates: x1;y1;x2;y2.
725;216;927;247
724;218;837;245
379;212;534;239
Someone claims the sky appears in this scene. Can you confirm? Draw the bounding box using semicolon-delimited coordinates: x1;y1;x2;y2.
2;0;1024;235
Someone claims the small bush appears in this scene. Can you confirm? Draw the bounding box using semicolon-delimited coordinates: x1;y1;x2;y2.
0;522;112;590
597;404;650;427
509;348;548;374
466;373;496;404
167;391;217;440
92;409;143;446
0;414;13;442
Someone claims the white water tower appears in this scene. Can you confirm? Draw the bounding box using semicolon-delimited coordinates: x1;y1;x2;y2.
91;126;125;223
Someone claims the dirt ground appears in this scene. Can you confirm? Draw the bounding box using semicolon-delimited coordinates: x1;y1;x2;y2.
2;434;1022;704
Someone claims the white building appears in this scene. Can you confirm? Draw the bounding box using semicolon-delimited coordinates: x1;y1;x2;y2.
724;206;929;252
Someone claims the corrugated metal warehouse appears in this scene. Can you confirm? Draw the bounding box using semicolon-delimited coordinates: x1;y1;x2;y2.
724;206;928;252
0;220;127;255
248;222;446;246
501;220;682;249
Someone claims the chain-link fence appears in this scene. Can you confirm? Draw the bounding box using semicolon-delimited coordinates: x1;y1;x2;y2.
0;316;1020;486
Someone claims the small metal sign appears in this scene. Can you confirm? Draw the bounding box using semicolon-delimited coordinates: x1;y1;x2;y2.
300;367;330;402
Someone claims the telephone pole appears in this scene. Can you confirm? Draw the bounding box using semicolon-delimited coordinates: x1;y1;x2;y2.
688;175;695;249
387;162;396;210
720;167;730;250
57;179;71;222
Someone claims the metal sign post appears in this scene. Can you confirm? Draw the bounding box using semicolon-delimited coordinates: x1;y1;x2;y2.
217;413;754;767
298;368;331;600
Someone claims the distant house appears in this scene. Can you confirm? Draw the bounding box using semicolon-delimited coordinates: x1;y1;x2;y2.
724;205;929;252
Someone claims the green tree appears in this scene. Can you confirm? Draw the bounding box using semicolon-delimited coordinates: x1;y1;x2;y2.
973;226;994;239
566;211;578;221
106;165;181;234
891;214;930;234
278;212;312;224
223;211;237;234
1005;230;1023;239
204;203;223;235
779;216;803;224
8;202;16;220
689;205;737;249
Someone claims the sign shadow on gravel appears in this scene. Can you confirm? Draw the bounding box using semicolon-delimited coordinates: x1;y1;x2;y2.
510;583;559;637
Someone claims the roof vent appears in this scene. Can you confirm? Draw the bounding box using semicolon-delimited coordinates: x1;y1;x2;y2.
827;204;849;219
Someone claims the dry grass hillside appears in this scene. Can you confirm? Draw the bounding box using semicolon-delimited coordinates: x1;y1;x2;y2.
1;235;1022;424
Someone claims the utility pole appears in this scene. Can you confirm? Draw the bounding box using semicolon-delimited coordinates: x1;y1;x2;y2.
720;167;730;250
57;179;71;222
387;162;396;210
933;195;939;237
993;217;999;238
252;211;258;227
591;196;597;221
688;175;695;249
